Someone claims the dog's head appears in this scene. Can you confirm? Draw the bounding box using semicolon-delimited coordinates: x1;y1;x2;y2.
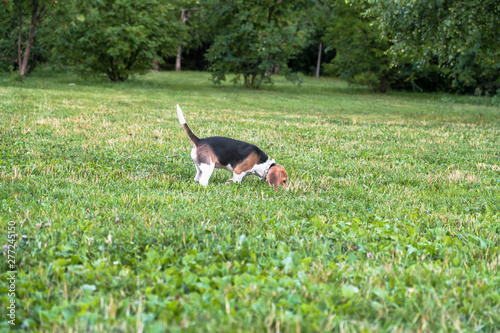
266;164;288;189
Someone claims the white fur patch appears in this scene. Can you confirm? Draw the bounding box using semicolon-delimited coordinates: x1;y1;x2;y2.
198;162;215;186
220;163;234;172
176;104;186;125
252;158;275;179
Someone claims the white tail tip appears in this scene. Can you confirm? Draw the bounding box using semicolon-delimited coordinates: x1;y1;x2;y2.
176;104;186;125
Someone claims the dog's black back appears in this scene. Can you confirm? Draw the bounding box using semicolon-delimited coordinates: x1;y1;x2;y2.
200;136;268;166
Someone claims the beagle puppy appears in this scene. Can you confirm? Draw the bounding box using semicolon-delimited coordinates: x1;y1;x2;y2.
176;104;288;188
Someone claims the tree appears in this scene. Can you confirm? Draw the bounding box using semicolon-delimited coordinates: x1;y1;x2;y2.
0;3;19;72
324;0;393;92
369;0;500;94
53;0;179;82
204;0;308;88
1;0;53;78
285;0;334;79
175;8;190;72
308;0;333;80
175;5;201;72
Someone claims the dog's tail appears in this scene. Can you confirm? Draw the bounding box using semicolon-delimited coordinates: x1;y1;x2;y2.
176;104;200;146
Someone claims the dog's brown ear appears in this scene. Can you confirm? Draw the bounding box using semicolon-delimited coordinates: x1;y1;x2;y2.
266;165;288;189
267;168;279;189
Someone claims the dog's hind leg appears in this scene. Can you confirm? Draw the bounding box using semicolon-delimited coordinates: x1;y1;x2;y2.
191;147;202;182
193;161;202;181
198;162;215;186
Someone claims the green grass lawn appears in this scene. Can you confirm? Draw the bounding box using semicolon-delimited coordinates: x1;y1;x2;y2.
1;70;499;332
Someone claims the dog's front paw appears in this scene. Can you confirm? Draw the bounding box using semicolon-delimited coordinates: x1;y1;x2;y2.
225;179;233;185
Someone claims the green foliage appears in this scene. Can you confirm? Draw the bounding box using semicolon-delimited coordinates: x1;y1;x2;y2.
0;2;18;72
178;1;214;56
389;58;452;93
0;0;54;75
0;70;499;331
52;0;179;82
287;0;336;76
324;0;393;93
369;0;500;95
204;0;307;88
446;51;500;95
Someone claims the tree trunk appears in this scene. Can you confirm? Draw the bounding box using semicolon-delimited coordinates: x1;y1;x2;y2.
175;45;182;71
176;9;188;72
316;41;322;80
17;3;22;72
379;70;390;94
17;1;46;78
27;54;38;76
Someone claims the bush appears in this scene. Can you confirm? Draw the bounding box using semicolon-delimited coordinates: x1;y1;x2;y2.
53;0;179;82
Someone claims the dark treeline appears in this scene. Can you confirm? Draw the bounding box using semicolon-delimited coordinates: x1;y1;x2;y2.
1;0;499;94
